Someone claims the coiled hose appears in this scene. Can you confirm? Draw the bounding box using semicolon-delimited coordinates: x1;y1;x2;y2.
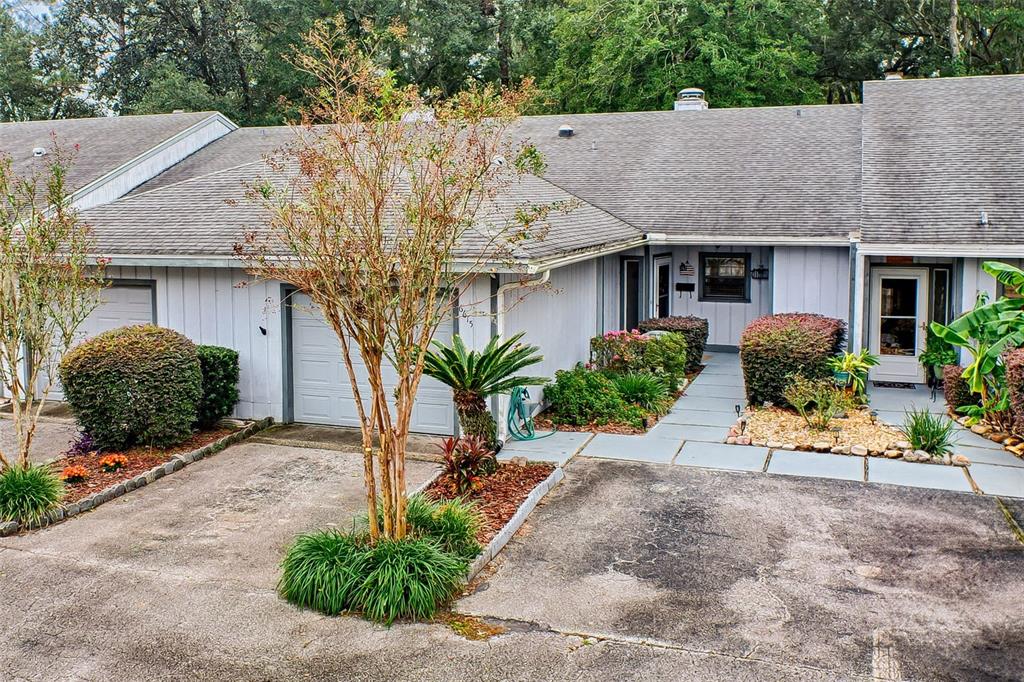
506;386;554;441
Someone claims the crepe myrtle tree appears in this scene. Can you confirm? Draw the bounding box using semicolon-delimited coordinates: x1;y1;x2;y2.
0;143;106;470
237;19;556;541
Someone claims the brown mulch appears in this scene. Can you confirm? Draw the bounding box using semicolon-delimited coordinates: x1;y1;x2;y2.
424;462;554;545
55;427;234;504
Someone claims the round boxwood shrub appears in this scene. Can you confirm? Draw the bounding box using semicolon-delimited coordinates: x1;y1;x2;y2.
59;325;203;450
195;345;240;428
638;316;709;372
739;313;846;407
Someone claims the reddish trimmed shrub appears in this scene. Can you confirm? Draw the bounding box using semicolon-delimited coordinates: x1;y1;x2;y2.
739;313;846;406
638;316;708;372
942;365;978;412
1006;350;1024;436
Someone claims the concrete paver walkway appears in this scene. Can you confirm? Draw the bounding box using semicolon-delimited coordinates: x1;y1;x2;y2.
502;352;1024;499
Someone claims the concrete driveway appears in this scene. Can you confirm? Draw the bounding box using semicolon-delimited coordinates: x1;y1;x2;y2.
0;416;80;464
4;439;1023;680
458;458;1024;681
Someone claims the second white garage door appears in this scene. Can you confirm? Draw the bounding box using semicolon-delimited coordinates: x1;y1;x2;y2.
290;293;456;435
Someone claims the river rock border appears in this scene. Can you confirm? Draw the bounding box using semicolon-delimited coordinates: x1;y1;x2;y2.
466;465;565;581
0;417;274;537
725;415;971;467
952;413;1024;461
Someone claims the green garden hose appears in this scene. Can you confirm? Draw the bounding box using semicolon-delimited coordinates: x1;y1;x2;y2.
506;386;553;441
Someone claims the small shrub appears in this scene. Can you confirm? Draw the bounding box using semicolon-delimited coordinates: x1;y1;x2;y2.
64;432;97;458
644;332;689;391
0;464;65;522
943;365;978;411
638;316;709;372
740;313;846;406
355;537;466;624
279;530;369;616
60;465;90;483
782;375;852;431
405;494;482;561
1006;349;1024;436
437;436;497;495
901;409;957;457
613;372;671;413
98;454;129;472
543;366;630;427
59;325;203;450
590;329;650;373
195;345;240;428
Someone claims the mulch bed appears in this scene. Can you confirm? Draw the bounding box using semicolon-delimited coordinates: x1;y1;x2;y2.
56;427;233;504
424;462;554;545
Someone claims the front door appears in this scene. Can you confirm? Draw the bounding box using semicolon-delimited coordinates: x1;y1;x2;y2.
622;257;642;330
654;255;672;318
869;268;929;383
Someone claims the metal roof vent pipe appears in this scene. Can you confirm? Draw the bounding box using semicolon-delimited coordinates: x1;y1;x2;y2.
32;147;47;157
674;88;708;111
558;124;574;138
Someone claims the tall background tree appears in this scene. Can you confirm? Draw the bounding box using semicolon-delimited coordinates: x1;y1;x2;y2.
2;0;1023;122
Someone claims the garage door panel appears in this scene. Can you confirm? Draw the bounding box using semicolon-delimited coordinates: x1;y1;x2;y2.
291;294;455;435
45;284;155;401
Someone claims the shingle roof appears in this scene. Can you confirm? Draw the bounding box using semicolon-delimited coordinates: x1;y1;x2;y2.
0;112;219;197
517;105;863;241
83;155;643;263
860;74;1024;247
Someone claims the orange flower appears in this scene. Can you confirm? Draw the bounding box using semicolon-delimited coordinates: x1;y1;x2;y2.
61;465;89;483
98;454;129;472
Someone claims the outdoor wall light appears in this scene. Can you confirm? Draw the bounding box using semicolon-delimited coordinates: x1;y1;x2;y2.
751;265;770;280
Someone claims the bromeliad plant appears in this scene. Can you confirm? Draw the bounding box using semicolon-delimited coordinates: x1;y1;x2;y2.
828;349;880;399
930;261;1024;428
437;436;498;496
424;333;545;448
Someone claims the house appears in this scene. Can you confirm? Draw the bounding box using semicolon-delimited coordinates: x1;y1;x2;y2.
2;74;1022;436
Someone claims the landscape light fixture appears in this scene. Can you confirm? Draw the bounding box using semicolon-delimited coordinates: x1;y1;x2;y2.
831;426;842;445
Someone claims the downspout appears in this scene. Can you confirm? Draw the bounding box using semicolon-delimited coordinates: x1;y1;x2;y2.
494;269;551;444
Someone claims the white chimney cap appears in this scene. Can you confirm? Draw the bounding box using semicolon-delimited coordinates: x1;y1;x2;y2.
674;87;708;111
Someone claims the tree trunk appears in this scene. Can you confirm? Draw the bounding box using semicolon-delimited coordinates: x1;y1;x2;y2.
948;0;961;62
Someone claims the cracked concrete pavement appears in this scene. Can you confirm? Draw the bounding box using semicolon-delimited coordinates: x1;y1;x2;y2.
2;440;1023;680
457;457;1024;681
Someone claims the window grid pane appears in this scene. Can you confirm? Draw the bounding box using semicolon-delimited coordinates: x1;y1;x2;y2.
702;255;748;301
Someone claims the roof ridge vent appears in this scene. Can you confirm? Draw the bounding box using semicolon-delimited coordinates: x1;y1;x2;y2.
674;88;708;111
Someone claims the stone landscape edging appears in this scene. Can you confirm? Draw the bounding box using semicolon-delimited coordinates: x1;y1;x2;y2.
0;417;274;537
466;465;565;581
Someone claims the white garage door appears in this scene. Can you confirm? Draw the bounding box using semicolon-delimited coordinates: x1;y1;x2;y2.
46;284;155;401
291;293;455;435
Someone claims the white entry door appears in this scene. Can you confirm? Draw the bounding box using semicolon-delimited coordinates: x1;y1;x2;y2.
290;293;456;435
869;268;929;384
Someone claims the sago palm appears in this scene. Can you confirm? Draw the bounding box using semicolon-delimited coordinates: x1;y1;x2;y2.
424;332;545;444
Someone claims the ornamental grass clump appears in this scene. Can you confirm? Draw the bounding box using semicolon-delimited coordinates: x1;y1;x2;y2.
901;409;958;457
613;372;671;414
280;495;478;623
0;464;65;523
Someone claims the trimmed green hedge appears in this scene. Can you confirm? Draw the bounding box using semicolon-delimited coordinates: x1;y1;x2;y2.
942;364;977;412
739;313;846;406
544;366;643;428
196;345;240;428
1005;350;1024;436
59;325;203;450
638;316;708;372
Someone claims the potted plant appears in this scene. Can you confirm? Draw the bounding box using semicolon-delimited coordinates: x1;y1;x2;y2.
920;327;959;387
827;350;880;399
